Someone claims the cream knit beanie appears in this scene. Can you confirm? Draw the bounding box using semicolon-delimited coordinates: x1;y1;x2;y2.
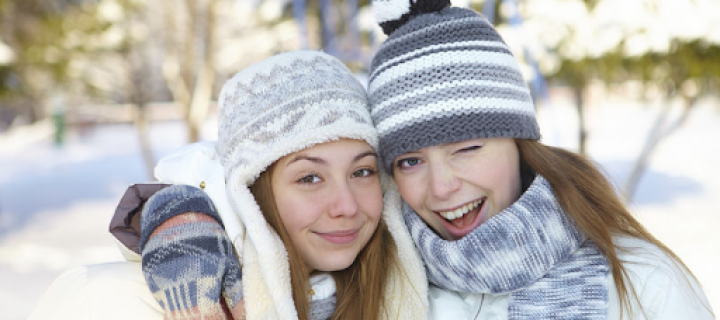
215;50;427;319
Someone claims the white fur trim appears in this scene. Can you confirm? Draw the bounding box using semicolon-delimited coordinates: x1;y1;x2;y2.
153;142;245;253
380;174;429;318
228;178;298;319
373;0;412;24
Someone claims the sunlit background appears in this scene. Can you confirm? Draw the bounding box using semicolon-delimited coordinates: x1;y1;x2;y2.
1;0;719;319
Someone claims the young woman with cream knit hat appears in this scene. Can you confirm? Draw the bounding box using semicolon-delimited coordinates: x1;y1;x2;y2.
138;50;428;320
28;50;427;320
368;0;714;319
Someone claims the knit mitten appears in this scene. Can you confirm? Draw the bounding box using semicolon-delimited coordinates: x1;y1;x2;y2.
140;184;244;319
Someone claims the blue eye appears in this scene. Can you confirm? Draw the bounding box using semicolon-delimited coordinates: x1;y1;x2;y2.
352;168;376;178
396;158;421;169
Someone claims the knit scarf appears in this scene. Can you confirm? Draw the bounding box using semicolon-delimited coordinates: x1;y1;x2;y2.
404;176;609;319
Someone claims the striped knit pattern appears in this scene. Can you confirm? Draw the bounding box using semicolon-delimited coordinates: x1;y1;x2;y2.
368;4;540;172
140;185;244;319
404;176;610;319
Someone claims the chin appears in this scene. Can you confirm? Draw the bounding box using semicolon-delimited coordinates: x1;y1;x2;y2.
314;254;358;272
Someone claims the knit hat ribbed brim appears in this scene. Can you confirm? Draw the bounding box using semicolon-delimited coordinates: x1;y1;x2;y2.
369;1;541;173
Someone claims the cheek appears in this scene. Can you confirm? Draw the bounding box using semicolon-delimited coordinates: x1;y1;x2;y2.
489;159;523;210
276;194;323;232
358;182;383;221
395;175;423;211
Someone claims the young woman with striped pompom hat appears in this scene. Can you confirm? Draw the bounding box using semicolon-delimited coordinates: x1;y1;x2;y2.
368;0;714;319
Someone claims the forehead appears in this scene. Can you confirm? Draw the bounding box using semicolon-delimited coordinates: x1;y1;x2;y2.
398;138;517;155
276;139;375;166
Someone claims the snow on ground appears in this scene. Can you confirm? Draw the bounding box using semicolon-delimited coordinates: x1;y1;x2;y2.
0;91;718;319
0;120;218;320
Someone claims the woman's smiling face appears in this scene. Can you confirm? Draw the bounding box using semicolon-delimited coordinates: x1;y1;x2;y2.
393;138;523;240
271;139;383;272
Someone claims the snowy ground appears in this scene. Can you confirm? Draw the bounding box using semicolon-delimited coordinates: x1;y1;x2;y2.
0;90;718;319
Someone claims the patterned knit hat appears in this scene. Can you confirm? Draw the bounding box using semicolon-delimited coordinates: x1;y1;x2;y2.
213;50;427;319
369;0;541;173
217;50;377;183
215;50;375;318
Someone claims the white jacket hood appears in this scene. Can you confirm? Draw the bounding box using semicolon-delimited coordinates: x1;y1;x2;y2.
154;141;428;320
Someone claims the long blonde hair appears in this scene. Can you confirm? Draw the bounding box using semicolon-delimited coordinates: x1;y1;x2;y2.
250;165;397;320
516;139;710;317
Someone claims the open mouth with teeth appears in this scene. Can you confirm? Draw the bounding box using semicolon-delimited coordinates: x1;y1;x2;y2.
435;198;486;239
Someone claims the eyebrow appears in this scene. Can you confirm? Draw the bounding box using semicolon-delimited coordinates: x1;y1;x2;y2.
353;151;378;162
285;150;377;167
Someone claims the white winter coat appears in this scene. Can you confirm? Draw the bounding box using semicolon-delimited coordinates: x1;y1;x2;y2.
426;236;714;320
27;257;337;320
28;142;428;320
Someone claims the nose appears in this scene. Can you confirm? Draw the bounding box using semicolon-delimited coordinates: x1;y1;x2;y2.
429;160;460;200
328;181;359;218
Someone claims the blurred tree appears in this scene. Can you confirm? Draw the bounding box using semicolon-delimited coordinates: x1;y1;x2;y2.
552;57;592;154
620;39;720;201
160;0;218;143
115;0;159;179
478;0;720;201
98;0;220;177
291;0;365;69
554;39;720;201
0;0;113;126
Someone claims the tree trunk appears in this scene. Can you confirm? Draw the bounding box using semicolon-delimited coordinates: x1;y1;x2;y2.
160;0;191;123
128;63;156;180
622;94;696;202
573;85;588;155
134;104;156;180
160;0;216;143
186;0;217;142
124;8;156;181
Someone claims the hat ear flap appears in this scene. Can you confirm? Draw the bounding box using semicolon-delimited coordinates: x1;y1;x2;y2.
226;176;296;319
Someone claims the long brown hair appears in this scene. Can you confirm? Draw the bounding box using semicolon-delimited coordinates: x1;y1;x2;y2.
516;139;709;317
250;165;397;320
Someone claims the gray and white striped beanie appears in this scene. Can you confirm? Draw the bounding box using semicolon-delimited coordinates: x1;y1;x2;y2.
369;0;541;172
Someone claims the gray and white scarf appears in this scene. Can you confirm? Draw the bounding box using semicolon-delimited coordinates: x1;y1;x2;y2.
404;176;609;319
